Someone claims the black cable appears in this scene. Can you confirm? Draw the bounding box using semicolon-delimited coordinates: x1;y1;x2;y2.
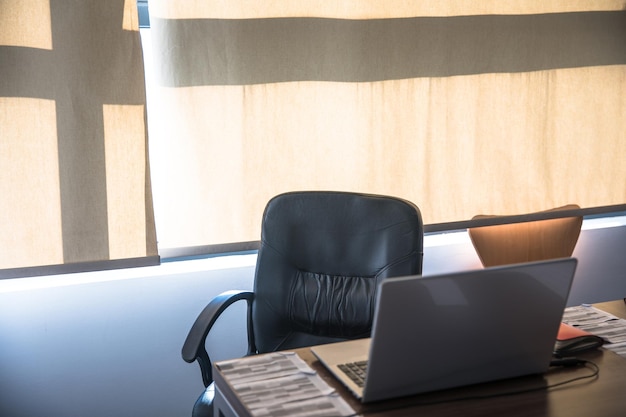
344;358;599;417
550;357;587;367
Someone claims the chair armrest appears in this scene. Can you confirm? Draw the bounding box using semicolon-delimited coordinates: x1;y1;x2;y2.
182;289;255;387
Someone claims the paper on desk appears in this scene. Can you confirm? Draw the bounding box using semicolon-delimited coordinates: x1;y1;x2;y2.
233;373;353;416
604;339;626;355
562;305;619;326
249;393;355;417
216;352;313;384
216;352;356;417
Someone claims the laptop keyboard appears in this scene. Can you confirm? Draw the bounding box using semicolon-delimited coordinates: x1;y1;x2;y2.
338;360;368;387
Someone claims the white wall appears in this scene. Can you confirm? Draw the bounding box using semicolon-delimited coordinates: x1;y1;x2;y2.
1;221;625;417
0;257;257;417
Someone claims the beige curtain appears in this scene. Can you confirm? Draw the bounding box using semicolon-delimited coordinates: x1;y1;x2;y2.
0;0;157;272
147;1;626;250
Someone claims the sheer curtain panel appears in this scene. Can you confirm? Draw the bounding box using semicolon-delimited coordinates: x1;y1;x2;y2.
146;1;626;251
0;0;158;277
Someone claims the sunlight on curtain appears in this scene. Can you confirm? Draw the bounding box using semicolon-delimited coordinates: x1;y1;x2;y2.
0;0;157;272
0;0;52;49
146;0;626;249
103;104;151;259
151;0;625;19
0;97;63;268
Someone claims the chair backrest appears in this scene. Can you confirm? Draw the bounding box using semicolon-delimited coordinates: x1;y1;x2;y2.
251;191;423;353
468;204;582;267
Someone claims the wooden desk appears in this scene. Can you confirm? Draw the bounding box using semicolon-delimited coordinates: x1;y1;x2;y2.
215;300;626;417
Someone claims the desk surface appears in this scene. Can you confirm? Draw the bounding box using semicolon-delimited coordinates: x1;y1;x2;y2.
217;300;626;417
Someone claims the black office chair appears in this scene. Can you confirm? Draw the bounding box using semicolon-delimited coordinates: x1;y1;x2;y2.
182;191;424;417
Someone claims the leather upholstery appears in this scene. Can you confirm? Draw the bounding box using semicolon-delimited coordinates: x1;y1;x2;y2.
184;191;423;417
253;191;423;352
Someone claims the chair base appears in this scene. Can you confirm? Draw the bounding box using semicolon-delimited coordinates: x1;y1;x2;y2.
192;383;215;417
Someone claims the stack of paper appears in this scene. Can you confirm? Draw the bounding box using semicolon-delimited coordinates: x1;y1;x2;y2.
216;352;355;417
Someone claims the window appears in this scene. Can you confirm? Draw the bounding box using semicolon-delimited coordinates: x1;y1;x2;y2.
143;1;626;256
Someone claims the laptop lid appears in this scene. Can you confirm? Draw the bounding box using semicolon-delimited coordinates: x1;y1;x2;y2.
311;258;577;403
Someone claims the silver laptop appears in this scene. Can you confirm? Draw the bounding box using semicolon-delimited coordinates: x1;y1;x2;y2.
311;258;577;403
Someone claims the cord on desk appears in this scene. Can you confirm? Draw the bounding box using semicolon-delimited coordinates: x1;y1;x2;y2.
549;357;587;367
345;358;599;417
